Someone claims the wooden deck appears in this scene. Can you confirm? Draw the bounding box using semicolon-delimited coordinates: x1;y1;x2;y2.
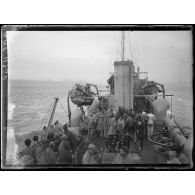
92;120;168;164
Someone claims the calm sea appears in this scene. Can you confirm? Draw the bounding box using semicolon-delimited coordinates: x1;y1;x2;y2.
8;80;193;136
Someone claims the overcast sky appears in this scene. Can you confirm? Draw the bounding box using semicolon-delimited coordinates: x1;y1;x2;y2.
7;30;192;84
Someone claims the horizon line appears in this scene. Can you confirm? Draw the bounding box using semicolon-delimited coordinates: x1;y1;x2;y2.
8;78;192;84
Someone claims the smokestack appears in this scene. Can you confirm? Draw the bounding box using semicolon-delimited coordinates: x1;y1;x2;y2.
114;60;134;111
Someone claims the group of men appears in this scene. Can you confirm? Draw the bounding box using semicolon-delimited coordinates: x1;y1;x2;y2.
18;122;78;165
79;107;156;151
82;143;141;164
18;106;156;165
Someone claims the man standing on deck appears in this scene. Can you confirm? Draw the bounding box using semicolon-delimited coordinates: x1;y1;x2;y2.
96;110;105;137
108;115;117;136
125;113;133;134
129;109;134;118
82;144;98;164
136;119;144;150
141;111;147;137
112;146;141;164
58;135;72;164
18;139;34;158
46;141;58;164
31;136;39;163
88;114;95;136
117;115;125;134
147;110;155;138
41;126;47;139
53;120;64;137
63;123;78;152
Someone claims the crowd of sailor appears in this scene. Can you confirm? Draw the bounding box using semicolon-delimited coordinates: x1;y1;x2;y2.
17;122;78;165
17;104;186;165
80;107;155;150
17;106;156;166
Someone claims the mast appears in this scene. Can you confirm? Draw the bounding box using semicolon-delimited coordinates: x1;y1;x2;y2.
122;31;125;108
121;31;125;61
45;97;59;138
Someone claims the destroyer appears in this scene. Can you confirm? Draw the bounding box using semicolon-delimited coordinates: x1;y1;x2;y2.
10;31;192;167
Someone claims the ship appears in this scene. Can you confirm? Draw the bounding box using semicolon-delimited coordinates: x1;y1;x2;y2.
5;31;192;168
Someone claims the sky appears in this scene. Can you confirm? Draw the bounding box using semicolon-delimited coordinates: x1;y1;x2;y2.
7;30;193;84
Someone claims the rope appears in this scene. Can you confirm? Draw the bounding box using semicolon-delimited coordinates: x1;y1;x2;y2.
37;97;69;134
58;98;68;117
83;104;92;115
38;100;55;131
38;101;54;131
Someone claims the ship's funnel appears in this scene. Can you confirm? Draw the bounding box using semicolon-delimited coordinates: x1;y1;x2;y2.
114;60;134;111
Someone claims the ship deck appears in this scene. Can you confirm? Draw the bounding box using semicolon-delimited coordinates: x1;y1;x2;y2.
14;125;169;166
92;137;168;164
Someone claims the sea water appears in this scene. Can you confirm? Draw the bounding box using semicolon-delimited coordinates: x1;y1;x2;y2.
164;82;193;129
7;80;193;136
5;80;193;162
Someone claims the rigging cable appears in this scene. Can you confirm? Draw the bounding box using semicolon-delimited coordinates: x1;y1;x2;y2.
128;31;138;68
100;63;103;87
146;32;148;71
142;32;145;71
59;98;68;117
115;32;120;61
38;99;55;131
127;31;133;60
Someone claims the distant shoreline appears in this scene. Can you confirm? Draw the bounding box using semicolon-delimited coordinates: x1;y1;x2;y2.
8;79;192;85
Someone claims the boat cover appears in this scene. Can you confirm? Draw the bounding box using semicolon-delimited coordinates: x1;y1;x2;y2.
69;83;96;106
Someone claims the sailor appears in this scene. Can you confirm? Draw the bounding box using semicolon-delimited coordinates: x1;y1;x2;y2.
136;119;144;150
41;126;47;139
47;131;55;142
45;141;58;164
58;135;72;164
112;146;141;164
36;139;50;165
125;113;133;134
18;139;34;164
107;107;114;117
140;111;146;136
31;135;39;163
88;114;96;137
166;110;172;119
117;115;125;134
63;123;78;152
41;125;54;140
147;110;155;138
32;135;39;144
132;117;137;141
19;139;33;157
103;112;110;138
80;116;89;136
143;111;149;137
129;109;134;118
82;144;98;164
53;120;64;137
96;110;105;137
108;115;117;136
